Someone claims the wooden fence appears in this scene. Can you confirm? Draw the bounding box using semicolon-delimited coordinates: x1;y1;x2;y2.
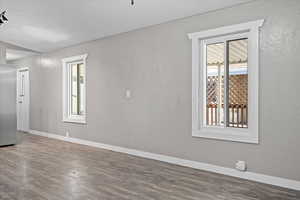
206;103;248;128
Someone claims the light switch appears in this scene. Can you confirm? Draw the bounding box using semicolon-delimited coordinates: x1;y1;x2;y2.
125;89;131;99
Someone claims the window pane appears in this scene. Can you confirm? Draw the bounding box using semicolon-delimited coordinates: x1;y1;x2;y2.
71;64;78;115
206;43;225;126
227;39;248;128
78;63;85;115
70;63;85;116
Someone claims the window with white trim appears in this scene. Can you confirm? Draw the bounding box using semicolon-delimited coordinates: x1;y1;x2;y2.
188;20;264;143
62;54;87;124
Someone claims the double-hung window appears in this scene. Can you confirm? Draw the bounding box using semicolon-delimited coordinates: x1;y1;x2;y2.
62;54;87;124
189;20;264;143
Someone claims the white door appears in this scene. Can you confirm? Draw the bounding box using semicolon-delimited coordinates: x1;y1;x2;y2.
17;68;30;132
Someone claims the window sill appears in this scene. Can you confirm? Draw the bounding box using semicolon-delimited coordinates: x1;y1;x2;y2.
192;128;258;144
63;118;86;125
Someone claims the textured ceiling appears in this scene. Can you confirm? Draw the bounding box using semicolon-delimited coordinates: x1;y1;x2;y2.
0;0;254;52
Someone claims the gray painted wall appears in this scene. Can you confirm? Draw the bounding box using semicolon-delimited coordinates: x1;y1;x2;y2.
13;0;300;181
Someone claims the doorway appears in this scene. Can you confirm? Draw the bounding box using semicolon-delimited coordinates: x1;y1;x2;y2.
17;68;30;132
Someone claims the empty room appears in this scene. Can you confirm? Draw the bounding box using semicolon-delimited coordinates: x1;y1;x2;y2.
0;0;300;199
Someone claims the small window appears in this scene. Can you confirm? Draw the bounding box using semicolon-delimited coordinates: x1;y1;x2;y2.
189;20;264;143
62;54;87;124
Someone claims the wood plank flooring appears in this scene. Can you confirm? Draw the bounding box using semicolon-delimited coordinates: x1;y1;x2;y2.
0;133;299;200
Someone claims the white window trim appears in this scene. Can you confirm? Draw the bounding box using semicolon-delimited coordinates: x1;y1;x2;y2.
188;20;264;144
62;54;87;124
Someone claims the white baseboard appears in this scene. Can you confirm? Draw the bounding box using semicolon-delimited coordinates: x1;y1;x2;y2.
28;129;300;191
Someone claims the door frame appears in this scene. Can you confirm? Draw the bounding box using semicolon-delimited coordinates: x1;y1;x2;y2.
17;67;30;132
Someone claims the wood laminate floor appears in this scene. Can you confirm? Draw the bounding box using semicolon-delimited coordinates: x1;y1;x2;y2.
0;133;299;200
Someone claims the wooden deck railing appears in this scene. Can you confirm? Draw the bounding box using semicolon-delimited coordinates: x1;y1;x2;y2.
206;103;248;128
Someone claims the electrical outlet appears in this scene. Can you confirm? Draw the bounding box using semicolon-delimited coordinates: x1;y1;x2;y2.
66;132;70;138
236;161;247;171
